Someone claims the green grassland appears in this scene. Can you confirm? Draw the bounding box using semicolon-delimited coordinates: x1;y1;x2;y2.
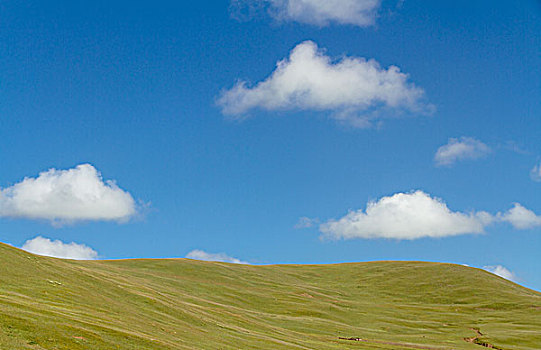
0;242;540;350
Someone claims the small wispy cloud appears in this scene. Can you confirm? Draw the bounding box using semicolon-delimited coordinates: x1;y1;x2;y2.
530;161;541;182
483;265;518;282
21;236;98;260
434;137;491;167
0;164;139;225
186;250;249;264
501;141;530;155
295;216;319;229
231;0;381;27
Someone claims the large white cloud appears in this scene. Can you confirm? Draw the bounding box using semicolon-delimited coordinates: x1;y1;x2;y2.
218;41;432;128
498;203;541;229
320;191;493;240
434;137;491;166
530;162;541;182
319;191;541;240
483;265;518;282
186;250;248;264
21;236;98;260
0;164;137;224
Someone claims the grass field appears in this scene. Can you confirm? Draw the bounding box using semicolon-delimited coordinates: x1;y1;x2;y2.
0;242;539;349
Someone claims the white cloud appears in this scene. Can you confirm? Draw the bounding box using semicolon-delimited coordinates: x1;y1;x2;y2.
231;0;380;27
483;265;518;282
186;250;249;264
530;162;541;182
319;191;493;240
266;0;380;27
498;203;541;229
21;236;98;260
218;41;432;128
295;216;319;229
0;164;137;224
434;137;491;166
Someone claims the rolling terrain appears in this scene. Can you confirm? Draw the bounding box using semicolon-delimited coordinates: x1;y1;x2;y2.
0;242;540;350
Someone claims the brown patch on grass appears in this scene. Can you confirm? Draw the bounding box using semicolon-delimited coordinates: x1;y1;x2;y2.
463;328;503;349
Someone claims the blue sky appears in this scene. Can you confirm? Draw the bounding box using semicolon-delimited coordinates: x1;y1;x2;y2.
1;1;540;290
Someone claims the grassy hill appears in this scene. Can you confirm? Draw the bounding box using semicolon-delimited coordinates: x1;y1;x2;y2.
0;242;539;350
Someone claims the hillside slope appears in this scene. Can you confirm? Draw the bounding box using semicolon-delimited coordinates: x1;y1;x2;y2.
0;242;539;350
